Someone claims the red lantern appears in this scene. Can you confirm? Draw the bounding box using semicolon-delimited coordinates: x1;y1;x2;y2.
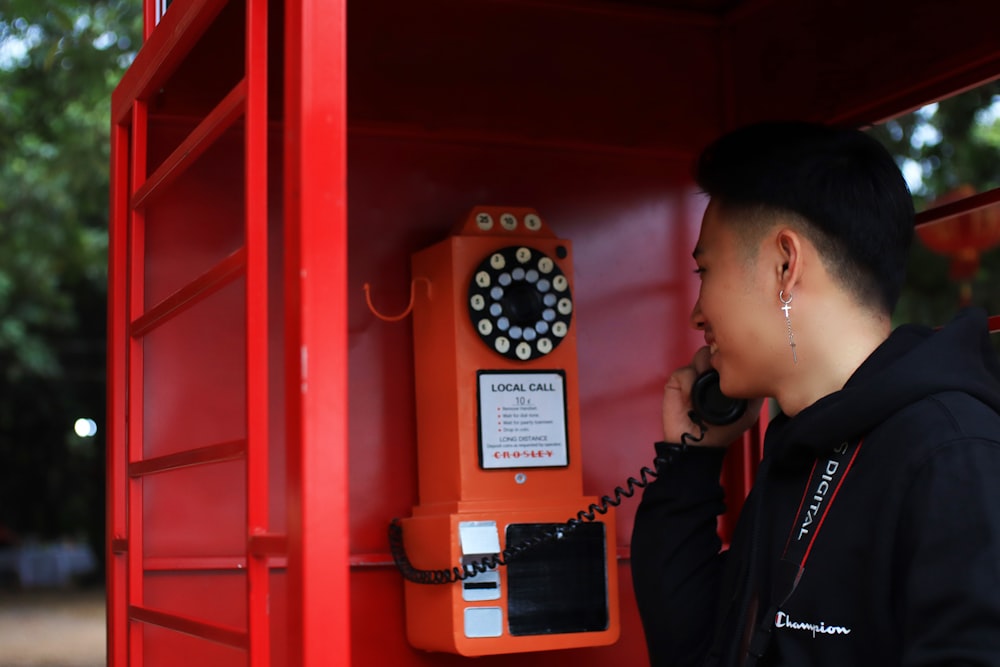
916;185;1000;304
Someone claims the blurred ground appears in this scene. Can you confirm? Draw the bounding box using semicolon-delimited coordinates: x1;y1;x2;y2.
0;587;105;667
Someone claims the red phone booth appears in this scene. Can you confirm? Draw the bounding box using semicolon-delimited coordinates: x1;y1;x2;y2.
107;1;1000;665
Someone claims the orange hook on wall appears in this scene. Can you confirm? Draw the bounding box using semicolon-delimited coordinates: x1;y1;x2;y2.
363;277;431;322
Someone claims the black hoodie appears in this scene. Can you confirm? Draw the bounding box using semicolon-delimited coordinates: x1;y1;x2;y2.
631;308;1000;666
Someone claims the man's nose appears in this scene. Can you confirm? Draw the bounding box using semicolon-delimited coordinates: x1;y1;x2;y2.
690;300;705;330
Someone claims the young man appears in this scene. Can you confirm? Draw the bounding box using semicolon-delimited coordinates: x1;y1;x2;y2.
631;121;1000;666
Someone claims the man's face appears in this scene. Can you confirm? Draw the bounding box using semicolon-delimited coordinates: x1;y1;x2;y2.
690;200;781;399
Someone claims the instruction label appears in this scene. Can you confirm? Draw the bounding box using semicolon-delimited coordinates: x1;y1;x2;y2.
477;371;569;469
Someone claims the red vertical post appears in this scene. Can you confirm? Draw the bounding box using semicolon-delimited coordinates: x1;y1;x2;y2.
245;0;271;664
107;108;131;667
284;1;350;666
126;100;149;667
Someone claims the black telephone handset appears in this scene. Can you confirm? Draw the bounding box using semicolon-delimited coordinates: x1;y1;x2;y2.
690;368;748;426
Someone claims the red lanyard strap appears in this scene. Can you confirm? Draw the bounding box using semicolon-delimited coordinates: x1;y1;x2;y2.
783;437;865;571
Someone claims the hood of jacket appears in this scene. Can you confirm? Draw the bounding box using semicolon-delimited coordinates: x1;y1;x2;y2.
768;307;1000;460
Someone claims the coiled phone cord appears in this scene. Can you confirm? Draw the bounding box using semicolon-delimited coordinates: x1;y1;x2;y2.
388;419;706;585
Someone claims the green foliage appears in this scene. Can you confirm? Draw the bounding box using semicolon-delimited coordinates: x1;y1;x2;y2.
0;1;140;552
867;80;1000;327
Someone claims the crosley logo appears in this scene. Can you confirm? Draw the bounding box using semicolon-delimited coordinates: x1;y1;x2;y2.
774;611;852;638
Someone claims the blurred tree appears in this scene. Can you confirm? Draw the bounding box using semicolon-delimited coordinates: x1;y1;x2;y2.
0;0;140;574
867;79;1000;327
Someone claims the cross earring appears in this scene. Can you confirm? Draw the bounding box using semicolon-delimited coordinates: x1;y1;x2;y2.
779;290;797;364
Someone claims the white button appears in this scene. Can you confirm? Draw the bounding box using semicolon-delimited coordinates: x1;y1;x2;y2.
495;337;510;353
538;257;554;274
524;214;542;231
516;247;532;263
553;275;568;292
516;342;532;360
476;271;491;288
500;213;518;230
464;607;503;638
537;338;553;354
470;294;486;311
557;298;573;315
478;319;493;335
490;253;506;270
553;321;568;337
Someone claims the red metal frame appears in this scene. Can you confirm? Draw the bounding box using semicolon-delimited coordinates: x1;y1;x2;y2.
108;1;1000;665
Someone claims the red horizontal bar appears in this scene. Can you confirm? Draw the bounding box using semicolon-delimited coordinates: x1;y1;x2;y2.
915;186;1000;227
131;247;246;337
131;78;248;212
143;556;289;572
129;439;246;477
111;0;229;124
129;605;247;649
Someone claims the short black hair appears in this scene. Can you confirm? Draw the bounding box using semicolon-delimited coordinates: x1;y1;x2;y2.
694;120;915;314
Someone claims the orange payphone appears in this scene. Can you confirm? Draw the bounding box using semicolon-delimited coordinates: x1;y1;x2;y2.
390;206;620;656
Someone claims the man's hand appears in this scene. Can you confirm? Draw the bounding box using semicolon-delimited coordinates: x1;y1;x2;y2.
662;346;764;447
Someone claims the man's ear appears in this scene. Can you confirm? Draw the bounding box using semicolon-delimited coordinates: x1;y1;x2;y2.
774;228;804;292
